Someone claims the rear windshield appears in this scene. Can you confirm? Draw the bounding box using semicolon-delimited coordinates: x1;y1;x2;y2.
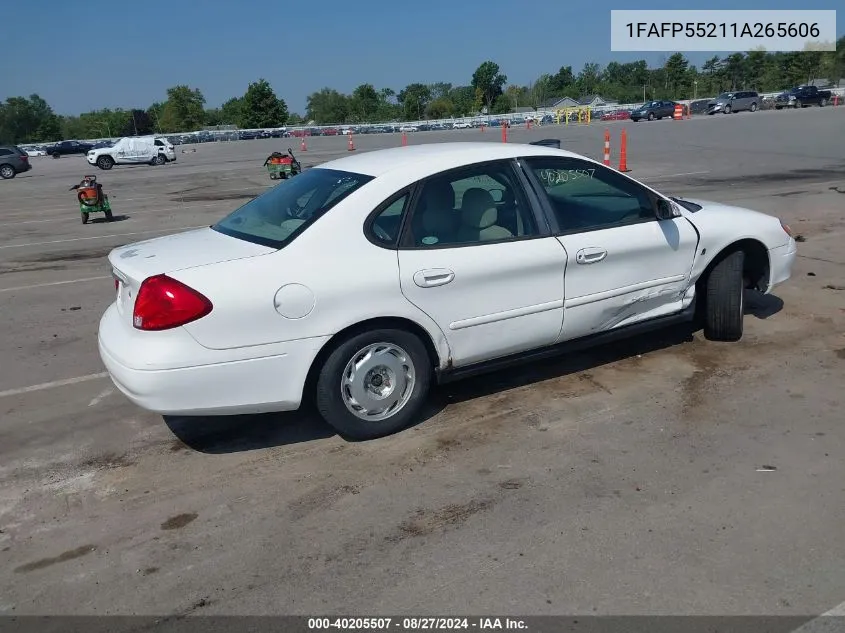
212;167;374;249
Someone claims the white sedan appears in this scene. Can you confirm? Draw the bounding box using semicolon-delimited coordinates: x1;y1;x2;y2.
98;142;797;439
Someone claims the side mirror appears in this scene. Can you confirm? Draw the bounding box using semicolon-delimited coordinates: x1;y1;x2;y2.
656;198;680;220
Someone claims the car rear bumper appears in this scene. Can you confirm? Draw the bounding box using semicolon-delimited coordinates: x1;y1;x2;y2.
97;304;329;416
767;239;797;292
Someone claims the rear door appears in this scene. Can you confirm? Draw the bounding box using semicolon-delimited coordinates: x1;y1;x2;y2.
396;159;567;367
519;155;699;341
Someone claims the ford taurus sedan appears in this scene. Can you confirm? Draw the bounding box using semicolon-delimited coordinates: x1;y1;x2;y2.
98;142;797;439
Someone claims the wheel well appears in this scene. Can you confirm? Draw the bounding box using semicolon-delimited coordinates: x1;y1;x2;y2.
698;239;770;293
302;317;441;404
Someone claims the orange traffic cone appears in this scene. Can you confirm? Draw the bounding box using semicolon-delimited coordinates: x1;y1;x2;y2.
603;128;611;166
618;128;630;172
347;133;355;151
401;132;407;146
300;138;307;151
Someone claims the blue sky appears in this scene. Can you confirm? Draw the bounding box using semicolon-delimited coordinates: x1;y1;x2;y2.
3;0;842;115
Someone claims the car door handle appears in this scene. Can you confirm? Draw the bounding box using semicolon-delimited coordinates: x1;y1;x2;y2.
575;248;607;264
413;268;455;288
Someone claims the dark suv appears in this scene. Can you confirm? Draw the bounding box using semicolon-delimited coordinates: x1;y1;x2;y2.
0;145;31;179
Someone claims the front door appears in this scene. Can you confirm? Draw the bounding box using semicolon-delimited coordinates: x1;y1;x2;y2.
519;156;699;342
396;159;567;367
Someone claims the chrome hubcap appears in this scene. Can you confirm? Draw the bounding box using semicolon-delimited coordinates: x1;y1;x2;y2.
341;342;416;422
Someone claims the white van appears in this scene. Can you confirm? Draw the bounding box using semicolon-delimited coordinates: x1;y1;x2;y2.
87;136;176;170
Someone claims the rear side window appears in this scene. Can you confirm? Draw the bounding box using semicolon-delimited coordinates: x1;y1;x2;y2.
0;149;11;157
213;167;374;249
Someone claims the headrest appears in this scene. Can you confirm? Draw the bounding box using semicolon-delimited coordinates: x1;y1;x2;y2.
420;180;454;212
460;188;497;229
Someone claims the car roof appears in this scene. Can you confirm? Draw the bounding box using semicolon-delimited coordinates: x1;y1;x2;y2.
315;142;582;177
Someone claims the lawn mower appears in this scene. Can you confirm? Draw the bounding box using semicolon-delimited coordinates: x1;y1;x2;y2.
70;175;113;224
264;148;302;180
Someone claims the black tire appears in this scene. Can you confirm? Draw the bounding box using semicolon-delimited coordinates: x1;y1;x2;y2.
703;250;745;342
0;164;15;179
315;328;432;440
724;104;732;114
97;155;114;170
152;153;166;166
819;98;827;107
750;102;757;112
81;213;89;224
104;209;113;221
648;112;655;121
52;152;60;159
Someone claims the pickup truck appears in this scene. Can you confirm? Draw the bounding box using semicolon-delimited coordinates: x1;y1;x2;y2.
43;140;94;158
774;85;832;108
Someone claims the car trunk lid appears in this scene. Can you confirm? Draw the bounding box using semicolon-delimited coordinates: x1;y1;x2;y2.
108;227;275;322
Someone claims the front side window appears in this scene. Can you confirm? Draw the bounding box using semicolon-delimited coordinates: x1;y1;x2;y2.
404;161;539;248
524;157;656;233
213;167;373;248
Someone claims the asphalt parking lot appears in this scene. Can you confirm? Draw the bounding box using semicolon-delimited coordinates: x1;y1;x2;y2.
1;107;844;619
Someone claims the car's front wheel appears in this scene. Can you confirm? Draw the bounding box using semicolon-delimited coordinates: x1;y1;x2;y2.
703;250;745;342
97;155;114;170
315;328;431;440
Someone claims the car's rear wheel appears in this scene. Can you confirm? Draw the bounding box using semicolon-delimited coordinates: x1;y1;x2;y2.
703;250;745;342
152;154;166;166
750;102;757;112
0;164;15;179
819;98;827;107
315;329;431;440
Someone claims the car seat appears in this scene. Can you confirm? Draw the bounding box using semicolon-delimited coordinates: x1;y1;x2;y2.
456;188;513;242
412;180;459;245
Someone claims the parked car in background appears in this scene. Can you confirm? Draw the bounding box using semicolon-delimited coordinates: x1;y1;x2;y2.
87;136;176;170
706;91;759;114
0;145;31;179
26;146;47;156
774;85;832;108
98;142;796;440
43;140;94;158
630;100;677;121
600;109;631;121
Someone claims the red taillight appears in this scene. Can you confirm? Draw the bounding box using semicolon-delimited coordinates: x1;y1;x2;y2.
132;274;212;331
20;155;28;161
780;219;794;237
114;278;119;291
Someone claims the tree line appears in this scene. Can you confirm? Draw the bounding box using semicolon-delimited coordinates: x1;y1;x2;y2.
2;42;843;144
